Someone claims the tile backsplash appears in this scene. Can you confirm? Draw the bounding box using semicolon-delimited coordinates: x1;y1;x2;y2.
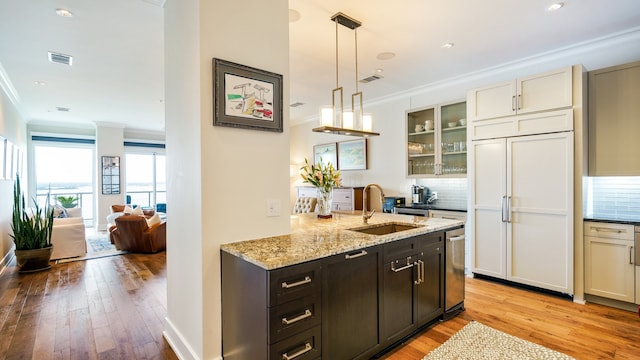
416;178;468;210
584;177;640;221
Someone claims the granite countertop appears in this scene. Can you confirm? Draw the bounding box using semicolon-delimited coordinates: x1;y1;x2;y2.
220;212;463;270
583;217;640;226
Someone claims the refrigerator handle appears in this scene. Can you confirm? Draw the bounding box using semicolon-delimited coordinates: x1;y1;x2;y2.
507;196;512;223
501;196;507;222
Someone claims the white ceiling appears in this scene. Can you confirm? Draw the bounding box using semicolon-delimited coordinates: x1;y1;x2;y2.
1;1;639;132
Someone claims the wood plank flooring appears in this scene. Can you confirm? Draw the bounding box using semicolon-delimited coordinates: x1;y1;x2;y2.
2;252;640;359
381;277;640;360
0;252;177;360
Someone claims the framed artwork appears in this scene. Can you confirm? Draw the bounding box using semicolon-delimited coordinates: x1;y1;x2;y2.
313;142;337;167
101;156;121;195
338;139;368;170
213;58;283;133
5;140;14;180
0;136;5;180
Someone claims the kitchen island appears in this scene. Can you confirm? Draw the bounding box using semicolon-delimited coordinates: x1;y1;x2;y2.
221;212;463;360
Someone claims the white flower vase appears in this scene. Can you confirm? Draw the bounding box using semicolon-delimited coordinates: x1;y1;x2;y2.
317;188;333;219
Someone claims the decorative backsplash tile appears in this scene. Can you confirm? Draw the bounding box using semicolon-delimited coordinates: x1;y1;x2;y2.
585;177;640;221
416;178;468;210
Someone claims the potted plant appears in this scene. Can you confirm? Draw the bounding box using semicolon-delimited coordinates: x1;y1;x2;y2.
56;195;78;208
299;158;341;219
9;175;55;273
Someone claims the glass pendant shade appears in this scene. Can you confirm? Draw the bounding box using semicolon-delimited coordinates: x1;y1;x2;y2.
362;113;373;132
343;111;354;129
320;106;334;127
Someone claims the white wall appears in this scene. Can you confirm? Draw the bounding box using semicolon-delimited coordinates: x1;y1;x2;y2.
0;83;26;271
164;1;290;359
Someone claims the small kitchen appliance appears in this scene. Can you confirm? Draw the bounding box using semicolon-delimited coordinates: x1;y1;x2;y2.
411;185;425;204
383;197;405;213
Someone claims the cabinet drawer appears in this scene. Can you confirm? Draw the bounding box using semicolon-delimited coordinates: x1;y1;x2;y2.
333;189;353;203
333;203;352;211
269;295;321;344
384;238;418;263
269;325;321;360
584;222;634;240
298;187;317;199
269;260;322;306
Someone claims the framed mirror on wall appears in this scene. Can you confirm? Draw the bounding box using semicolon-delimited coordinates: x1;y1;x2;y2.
101;156;120;195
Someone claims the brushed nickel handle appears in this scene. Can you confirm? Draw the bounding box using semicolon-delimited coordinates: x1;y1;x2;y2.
413;260;424;285
282;309;312;325
391;258;414;273
281;276;311;289
507;196;512;223
449;235;465;242
630;246;634;265
345;250;368;260
282;343;312;360
517;94;522;110
501;196;507;223
591;226;625;234
512;95;516;111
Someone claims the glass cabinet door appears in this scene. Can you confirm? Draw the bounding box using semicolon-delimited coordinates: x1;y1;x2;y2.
439;101;467;176
407;107;436;176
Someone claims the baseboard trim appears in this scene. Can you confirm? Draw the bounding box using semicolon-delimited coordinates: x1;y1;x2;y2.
163;316;205;360
0;245;15;276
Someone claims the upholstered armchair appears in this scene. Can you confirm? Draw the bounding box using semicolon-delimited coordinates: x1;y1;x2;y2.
293;197;317;214
109;214;166;253
50;208;87;260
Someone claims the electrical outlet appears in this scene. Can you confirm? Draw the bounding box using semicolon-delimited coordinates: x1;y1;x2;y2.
266;199;281;217
432;191;438;200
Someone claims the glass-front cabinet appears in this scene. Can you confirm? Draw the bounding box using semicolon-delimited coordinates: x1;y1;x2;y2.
407;100;466;177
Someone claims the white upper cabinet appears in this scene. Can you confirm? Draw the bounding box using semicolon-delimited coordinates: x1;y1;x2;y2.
468;66;573;121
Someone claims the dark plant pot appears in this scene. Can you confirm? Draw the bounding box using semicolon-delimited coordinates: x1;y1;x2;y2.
15;246;53;273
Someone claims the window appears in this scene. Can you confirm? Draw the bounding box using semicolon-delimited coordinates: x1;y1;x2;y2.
33;142;94;223
125;152;166;210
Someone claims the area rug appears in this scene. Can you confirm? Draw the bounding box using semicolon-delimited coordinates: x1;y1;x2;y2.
423;321;575;360
55;231;128;264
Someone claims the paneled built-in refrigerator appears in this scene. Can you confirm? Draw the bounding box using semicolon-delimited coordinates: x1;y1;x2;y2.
469;131;574;295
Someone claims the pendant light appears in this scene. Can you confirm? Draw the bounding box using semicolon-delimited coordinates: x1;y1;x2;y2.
312;12;380;137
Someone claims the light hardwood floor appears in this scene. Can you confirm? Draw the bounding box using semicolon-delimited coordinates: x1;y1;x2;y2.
1;253;639;359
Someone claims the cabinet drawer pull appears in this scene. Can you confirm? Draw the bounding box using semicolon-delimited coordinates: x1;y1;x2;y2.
391;261;414;272
345;250;368;260
591;226;625;234
281;276;311;289
282;343;312;360
630;246;634;265
512;95;516;111
282;309;312;325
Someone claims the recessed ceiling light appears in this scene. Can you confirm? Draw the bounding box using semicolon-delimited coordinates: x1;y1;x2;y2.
376;52;395;61
375;68;384;74
55;8;73;17
34;81;46;86
442;43;455;49
546;2;564;11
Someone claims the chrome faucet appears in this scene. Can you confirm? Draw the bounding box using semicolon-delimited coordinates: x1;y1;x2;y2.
362;183;385;224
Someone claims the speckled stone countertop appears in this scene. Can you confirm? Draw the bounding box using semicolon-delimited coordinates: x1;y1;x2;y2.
220;212;464;270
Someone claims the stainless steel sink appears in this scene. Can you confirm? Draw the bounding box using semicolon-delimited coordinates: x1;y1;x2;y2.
348;222;423;235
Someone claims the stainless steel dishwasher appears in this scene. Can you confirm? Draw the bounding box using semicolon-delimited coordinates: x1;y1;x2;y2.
444;226;465;319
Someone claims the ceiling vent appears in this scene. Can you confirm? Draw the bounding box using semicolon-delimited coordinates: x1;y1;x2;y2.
359;74;383;84
48;51;73;66
290;102;305;108
56;107;70;112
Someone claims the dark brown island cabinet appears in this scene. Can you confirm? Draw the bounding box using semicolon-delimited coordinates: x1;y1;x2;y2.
221;226;460;360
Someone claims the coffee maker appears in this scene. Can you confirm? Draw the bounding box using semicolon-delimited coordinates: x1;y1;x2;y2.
411;185;425;204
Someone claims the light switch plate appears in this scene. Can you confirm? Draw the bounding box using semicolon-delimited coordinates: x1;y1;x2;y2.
266;199;281;217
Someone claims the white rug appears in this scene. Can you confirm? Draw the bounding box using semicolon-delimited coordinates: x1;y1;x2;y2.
423;321;575;360
55;232;128;264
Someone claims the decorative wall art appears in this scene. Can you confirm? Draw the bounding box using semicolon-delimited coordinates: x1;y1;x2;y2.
337;139;368;170
213;58;283;132
101;156;121;195
313;142;337;167
0;136;5;180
